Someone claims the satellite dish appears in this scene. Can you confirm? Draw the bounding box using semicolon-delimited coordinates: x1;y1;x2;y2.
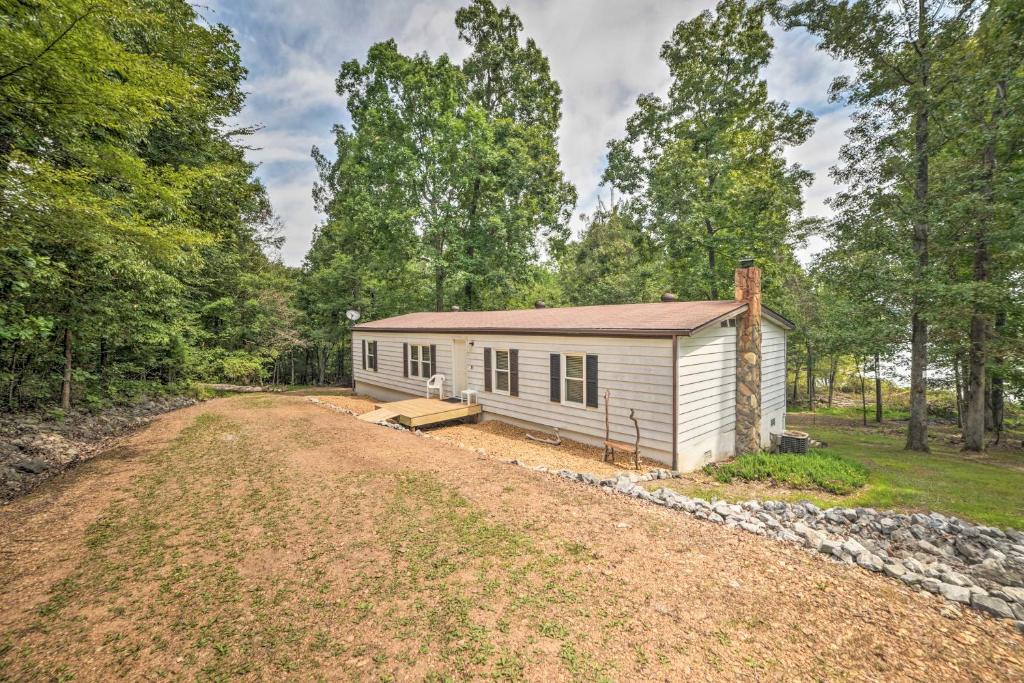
345;309;361;322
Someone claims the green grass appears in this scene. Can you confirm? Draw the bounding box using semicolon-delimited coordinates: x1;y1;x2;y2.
704;450;868;495
668;422;1024;529
810;426;1024;528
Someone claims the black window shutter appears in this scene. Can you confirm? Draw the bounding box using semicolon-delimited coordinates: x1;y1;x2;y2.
361;339;366;370
403;343;408;377
586;354;598;407
509;349;519;397
483;347;492;392
371;342;378;371
549;354;560;402
430;344;437;376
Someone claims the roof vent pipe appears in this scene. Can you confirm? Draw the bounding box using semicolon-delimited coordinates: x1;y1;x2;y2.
534;300;547;309
660;292;678;302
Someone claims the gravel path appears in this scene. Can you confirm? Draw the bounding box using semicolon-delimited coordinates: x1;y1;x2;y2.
1;393;1021;681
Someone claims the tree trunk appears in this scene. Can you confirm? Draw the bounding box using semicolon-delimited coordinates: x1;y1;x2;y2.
874;353;883;423
954;352;964;429
290;351;295;386
704;209;718;299
906;4;930;452
434;267;445;312
806;342;815;412
61;328;73;410
992;311;1005;443
791;361;801;405
827;356;838;409
964;79;1004;451
317;345;328;385
860;357;868;427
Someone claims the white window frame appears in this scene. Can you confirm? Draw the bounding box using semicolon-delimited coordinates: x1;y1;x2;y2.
561;352;586;407
410;344;431;378
367;340;377;371
492;349;511;395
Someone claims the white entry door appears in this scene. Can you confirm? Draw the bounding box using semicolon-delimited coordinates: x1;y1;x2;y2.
451;339;468;395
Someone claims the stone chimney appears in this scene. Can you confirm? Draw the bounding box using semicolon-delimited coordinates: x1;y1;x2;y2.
734;259;762;454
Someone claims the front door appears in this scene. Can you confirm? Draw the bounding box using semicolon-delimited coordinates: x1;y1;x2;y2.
451;339;467;395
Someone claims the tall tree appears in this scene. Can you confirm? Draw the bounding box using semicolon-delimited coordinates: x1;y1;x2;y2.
454;0;576;309
309;0;575;322
928;0;1022;450
604;0;815;302
783;0;982;451
558;205;669;306
0;0;284;409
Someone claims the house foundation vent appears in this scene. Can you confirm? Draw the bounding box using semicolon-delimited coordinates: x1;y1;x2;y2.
779;430;810;454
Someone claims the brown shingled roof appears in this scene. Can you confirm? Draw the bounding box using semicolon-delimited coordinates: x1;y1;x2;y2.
353;300;793;337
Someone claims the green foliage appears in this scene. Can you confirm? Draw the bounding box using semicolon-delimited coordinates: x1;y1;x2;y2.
705;450;869;495
306;0;575;325
558;207;669;306
604;0;815;303
0;0;297;410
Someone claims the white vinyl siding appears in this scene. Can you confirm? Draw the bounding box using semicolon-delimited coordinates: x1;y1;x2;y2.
676;323;736;470
761;318;788;442
352;332;452;397
468;335;674;462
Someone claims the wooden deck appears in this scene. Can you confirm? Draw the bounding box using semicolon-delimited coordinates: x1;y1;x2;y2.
356;397;481;428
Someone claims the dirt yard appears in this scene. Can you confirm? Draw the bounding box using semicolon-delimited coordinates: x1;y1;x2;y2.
313;393;664;477
1;394;1021;681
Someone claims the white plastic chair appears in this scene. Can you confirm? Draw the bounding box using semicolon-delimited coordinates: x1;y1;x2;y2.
426;374;446;399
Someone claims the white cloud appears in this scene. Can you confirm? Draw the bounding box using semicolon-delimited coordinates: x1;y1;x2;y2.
207;0;854;266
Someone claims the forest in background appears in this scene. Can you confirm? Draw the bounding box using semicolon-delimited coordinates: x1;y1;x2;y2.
1;0;1021;453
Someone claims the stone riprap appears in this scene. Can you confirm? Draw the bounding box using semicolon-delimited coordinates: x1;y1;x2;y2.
1;395;197;502
511;460;1024;632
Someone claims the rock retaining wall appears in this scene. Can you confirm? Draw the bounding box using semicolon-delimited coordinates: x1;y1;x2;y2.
523;462;1024;633
1;396;197;502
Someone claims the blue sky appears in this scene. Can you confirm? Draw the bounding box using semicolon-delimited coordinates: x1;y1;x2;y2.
204;0;852;266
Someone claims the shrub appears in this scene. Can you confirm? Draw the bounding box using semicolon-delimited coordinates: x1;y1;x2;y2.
704;450;868;495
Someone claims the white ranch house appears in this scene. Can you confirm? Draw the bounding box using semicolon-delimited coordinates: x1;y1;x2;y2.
352;264;792;472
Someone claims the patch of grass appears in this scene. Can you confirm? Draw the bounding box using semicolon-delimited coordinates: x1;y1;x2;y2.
705;450;868;495
665;420;1024;528
810;426;1024;528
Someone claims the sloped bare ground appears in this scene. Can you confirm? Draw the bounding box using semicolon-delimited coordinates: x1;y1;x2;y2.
0;394;1021;682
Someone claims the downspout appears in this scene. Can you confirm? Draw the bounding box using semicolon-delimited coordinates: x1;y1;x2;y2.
671;334;679;471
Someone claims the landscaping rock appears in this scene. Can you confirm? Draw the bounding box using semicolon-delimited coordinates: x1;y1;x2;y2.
938;583;972;605
856;553;884;572
971;595;1015;620
517;458;1024;626
2;395;196;502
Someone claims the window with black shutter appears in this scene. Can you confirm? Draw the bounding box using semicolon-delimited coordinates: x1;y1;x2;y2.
549;354;560;402
585;354;599;407
509;349;519;397
367;341;378;371
559;353;598;407
483;347;492;392
563;354;584;405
